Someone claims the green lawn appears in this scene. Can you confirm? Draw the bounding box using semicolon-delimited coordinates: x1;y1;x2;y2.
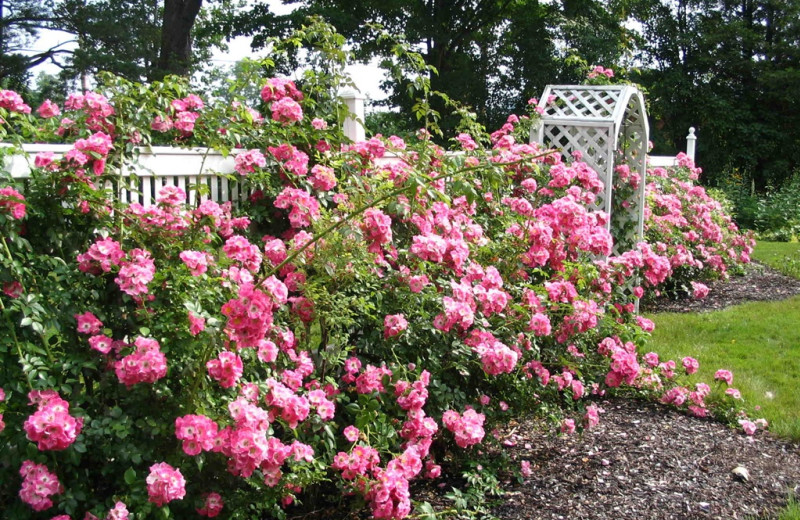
644;242;800;441
751;241;800;278
777;495;800;520
645;296;800;440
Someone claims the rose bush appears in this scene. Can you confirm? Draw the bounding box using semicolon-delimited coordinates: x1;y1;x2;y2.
642;153;755;299
1;32;758;519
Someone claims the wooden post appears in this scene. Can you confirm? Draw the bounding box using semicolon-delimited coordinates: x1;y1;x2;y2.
686;127;697;162
341;89;366;142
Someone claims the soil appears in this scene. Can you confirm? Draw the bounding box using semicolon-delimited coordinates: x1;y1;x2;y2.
486;398;800;520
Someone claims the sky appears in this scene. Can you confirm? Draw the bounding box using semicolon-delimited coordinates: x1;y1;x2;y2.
24;1;387;102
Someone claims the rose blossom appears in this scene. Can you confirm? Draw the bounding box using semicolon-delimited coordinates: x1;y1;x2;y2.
146;462;186;506
714;369;733;385
384;314;408;339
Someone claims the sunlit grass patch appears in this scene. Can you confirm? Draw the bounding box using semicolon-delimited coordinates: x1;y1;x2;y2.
752;241;800;278
645;295;800;441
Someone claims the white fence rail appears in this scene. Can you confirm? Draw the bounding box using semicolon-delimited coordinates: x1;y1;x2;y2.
2;90;697;208
4;144;248;207
648;127;697;167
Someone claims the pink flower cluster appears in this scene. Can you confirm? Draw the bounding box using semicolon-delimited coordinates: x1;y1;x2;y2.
332;444;381;479
465;330;519;376
260;77;304;103
75;311;103;334
362;208;394;255
197;492;224;517
352;364;393;394
115;248;155;296
264;378;311;428
19;460;62;511
1;89;32;113
311;164;337;191
714;369;733;385
367;465;412;519
645;161;754;287
682;356;699;375
207;351;244;388
221;282;282;348
383;313;408;339
274;187;320;228
442;408;486;448
150;94;204;135
37;99;61;118
106;502;131;520
78;237;125;273
115;336;168;387
600;338;641;387
175;414;219;455
71;131;113;175
223;235;262;272
146;462;186;506
259;73;304;125
64;92;115;133
271;97;303;124
395;370;431;412
691;281;709;299
342;137;387;161
219;395;315;483
23;391;83;451
0;186;26;219
588;65;614;79
189;312;206;336
268;143;309;176
180;250;211;276
234;149;267;175
174;111;201;134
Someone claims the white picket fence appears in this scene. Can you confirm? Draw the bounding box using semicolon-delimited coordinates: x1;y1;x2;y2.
649;127;697;167
4;143;253;206
3;90;697;207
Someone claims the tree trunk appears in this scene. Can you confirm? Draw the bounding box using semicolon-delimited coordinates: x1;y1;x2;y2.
154;0;202;80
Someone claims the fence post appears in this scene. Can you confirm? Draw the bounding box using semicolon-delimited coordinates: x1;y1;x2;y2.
341;89;366;142
686;127;697;162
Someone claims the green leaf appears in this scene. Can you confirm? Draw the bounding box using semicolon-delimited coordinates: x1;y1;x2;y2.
415;501;436;520
124;467;137;485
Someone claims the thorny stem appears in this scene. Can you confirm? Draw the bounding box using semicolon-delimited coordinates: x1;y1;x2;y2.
260;150;554;285
0;298;33;391
187;336;220;406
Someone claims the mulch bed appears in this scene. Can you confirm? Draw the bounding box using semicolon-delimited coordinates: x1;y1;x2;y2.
472;263;800;519
641;262;800;314
489;398;800;519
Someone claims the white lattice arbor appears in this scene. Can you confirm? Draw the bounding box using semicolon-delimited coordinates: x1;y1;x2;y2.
531;85;649;254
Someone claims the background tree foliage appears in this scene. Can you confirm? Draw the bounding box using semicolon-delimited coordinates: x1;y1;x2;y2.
631;0;800;188
231;0;635;132
3;0;800;195
0;0;239;90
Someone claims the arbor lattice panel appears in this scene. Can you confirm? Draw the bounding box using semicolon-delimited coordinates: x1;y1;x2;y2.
532;85;649;256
